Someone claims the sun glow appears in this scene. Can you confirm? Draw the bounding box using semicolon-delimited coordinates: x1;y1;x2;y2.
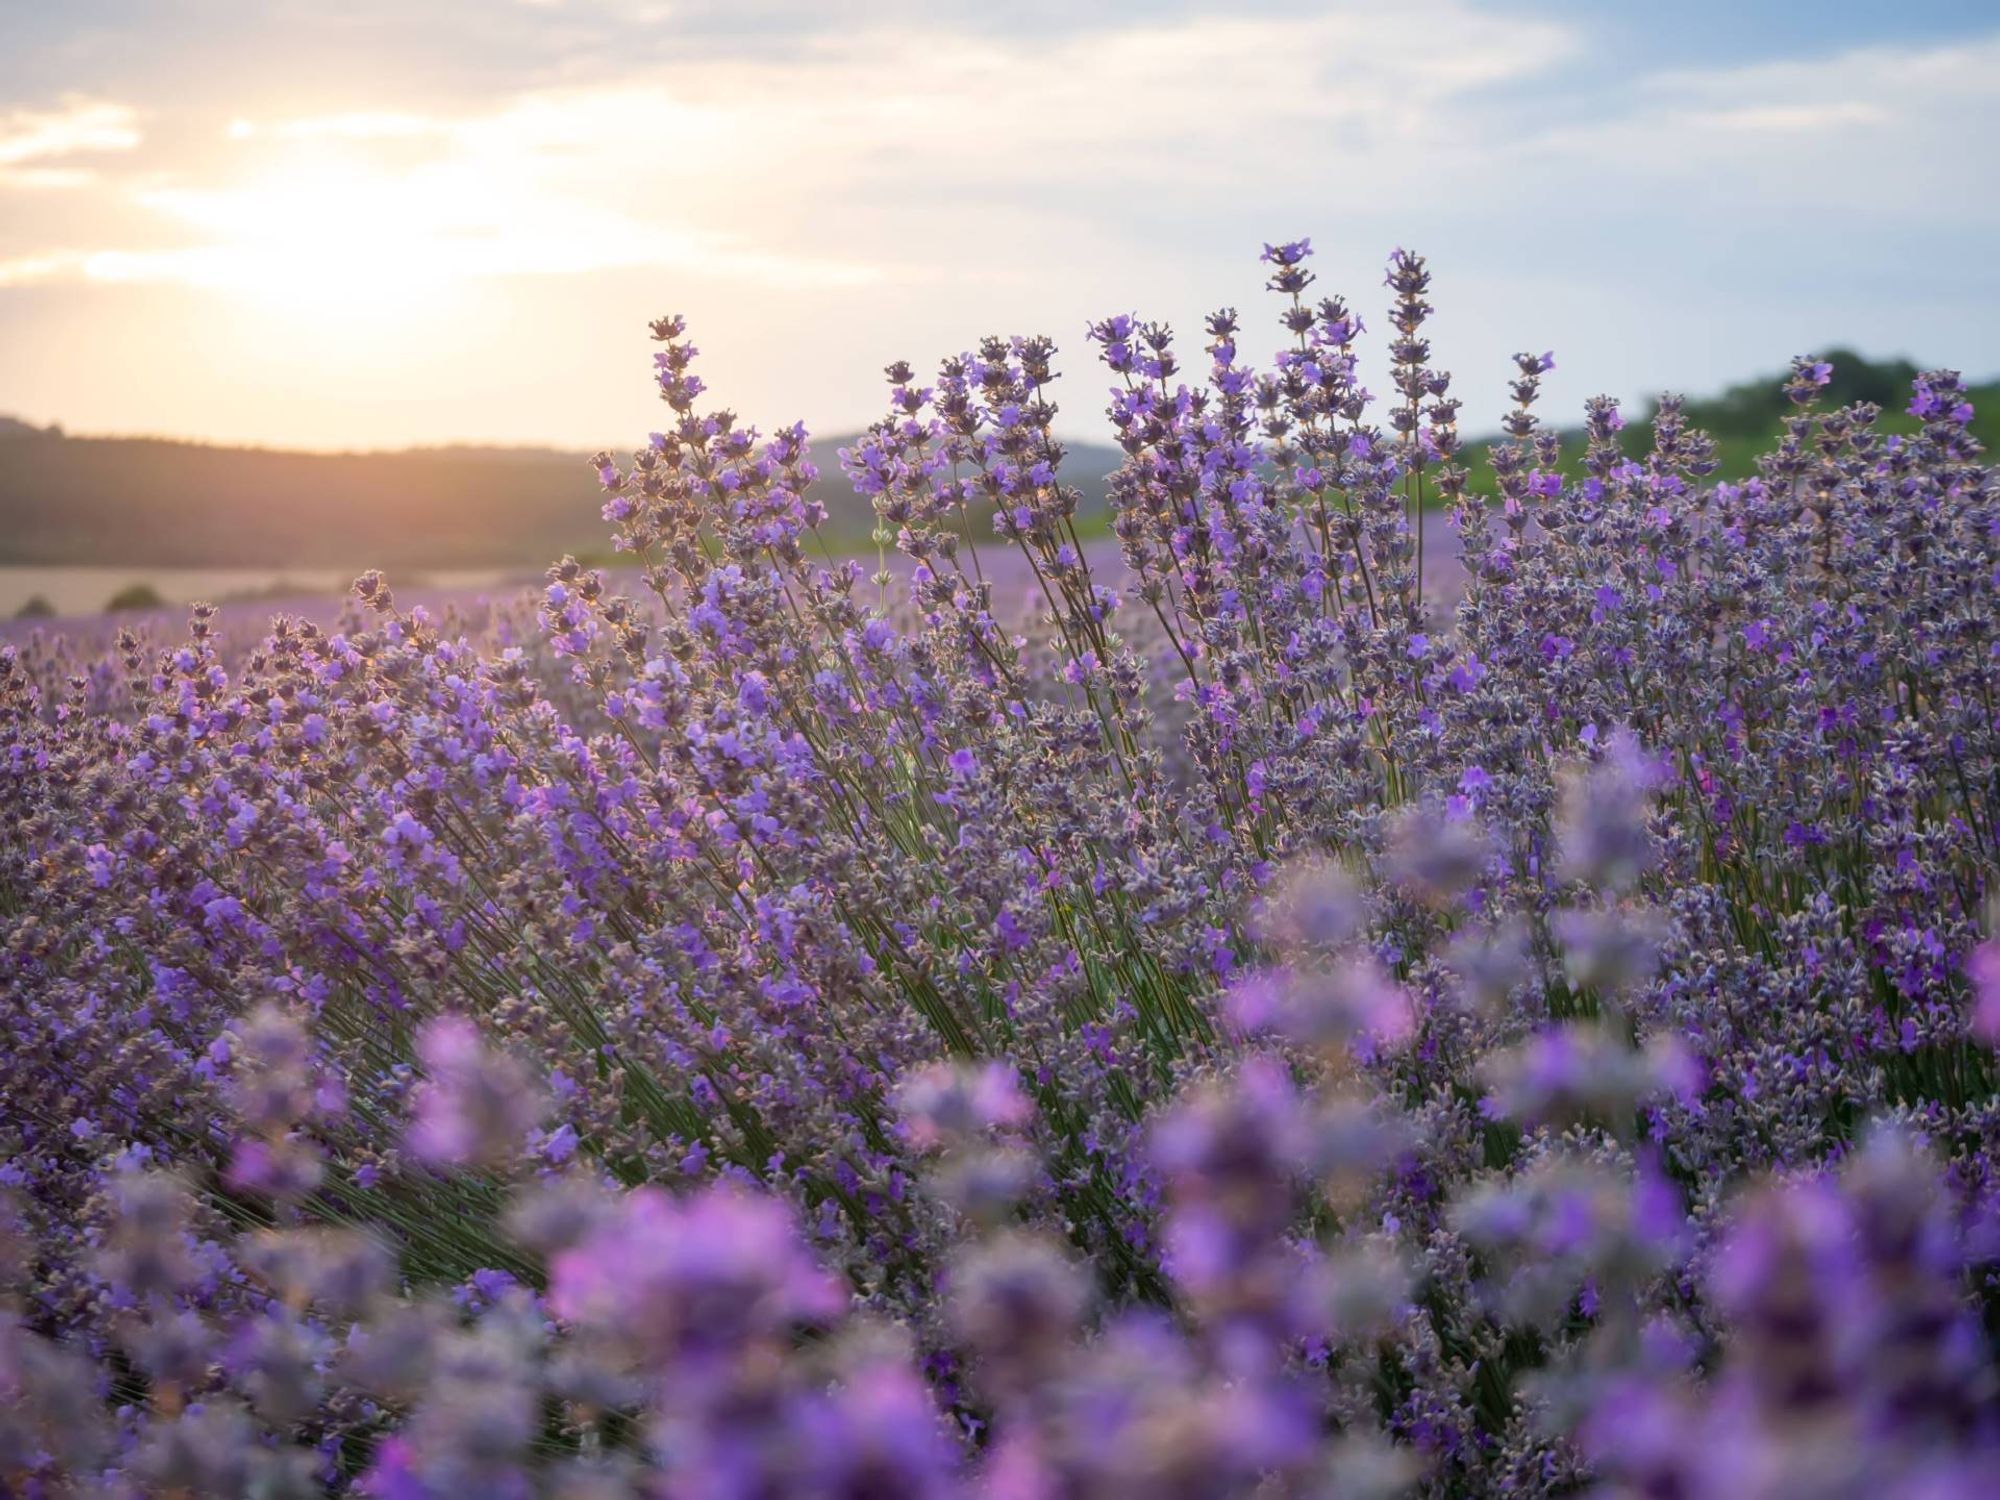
67;97;882;334
90;159;471;323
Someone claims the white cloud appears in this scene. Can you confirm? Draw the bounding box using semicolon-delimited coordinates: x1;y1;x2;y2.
1525;34;2000;217
0;5;1578;297
0;97;140;165
1;166;101;189
233;112;447;142
1684;103;1889;134
658;7;1579;185
0;97;141;189
0;252;72;285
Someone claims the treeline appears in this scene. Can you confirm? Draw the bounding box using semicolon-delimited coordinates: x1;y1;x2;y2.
2;351;1989;567
0;425;1124;570
1455;349;2000;489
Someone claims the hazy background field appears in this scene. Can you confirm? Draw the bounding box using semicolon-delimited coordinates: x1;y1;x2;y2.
4;4;1995;623
4;347;1992;621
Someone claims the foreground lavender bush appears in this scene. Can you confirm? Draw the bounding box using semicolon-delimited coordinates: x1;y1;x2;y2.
3;240;1997;1495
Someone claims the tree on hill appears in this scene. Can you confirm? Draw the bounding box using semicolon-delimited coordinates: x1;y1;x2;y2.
104;582;168;612
1632;348;1925;438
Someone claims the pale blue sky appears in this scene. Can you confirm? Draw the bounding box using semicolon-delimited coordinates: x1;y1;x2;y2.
1;1;1994;449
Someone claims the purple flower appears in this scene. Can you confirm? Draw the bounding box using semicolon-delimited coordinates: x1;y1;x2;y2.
12;235;2000;1497
788;1344;964;1498
1967;939;2000;1044
893;1061;1031;1151
549;1184;844;1370
1226;958;1414;1054
947;1232;1091;1394
405;1016;547;1171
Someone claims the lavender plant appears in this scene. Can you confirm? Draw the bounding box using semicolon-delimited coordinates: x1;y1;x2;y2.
1;239;1995;1496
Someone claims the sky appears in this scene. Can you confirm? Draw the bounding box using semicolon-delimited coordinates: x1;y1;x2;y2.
1;0;1996;452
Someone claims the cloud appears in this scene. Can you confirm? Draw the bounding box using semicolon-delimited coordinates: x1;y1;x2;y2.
0;5;1579;297
0;97;140;188
0;253;71;285
1524;34;2000;218
4;5;1998;449
649;7;1579;187
229;112;446;142
1683;103;1890;134
1;97;885;293
0;98;140;165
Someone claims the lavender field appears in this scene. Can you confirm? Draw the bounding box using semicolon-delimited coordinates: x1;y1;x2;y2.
3;235;1996;1497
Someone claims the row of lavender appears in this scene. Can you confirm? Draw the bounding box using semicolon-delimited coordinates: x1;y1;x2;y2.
3;242;1996;1495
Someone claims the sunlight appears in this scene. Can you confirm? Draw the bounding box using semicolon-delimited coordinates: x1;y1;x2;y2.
90;159;465;323
73;98;881;335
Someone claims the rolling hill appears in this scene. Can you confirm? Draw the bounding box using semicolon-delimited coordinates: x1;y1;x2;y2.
0;423;1125;571
1453;349;2000;492
2;351;1990;572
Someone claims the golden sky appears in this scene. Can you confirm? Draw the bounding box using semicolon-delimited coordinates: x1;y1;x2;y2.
3;2;1996;451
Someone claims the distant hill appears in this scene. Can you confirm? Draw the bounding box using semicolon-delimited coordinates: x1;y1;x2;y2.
1454;349;2000;491
3;351;1990;569
0;425;1124;570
